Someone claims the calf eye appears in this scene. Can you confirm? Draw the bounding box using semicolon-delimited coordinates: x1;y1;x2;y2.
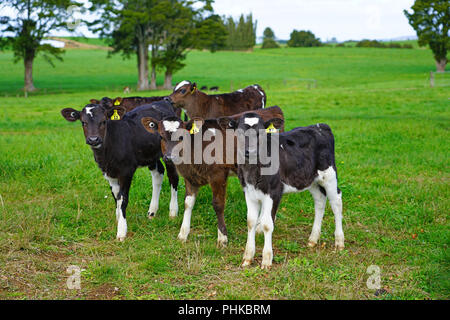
178;136;184;141
181;89;186;94
149;122;155;128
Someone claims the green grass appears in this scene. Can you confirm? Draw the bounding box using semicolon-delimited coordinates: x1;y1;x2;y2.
0;46;449;300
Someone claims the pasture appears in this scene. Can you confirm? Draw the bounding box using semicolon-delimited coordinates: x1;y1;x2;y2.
0;44;448;299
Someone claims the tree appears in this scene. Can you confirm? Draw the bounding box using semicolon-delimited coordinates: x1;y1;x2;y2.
154;1;226;89
90;0;219;91
287;30;322;48
90;0;157;91
404;0;449;72
0;0;84;92
192;14;227;53
261;27;279;49
223;14;256;51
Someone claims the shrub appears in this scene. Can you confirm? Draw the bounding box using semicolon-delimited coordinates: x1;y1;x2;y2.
287;30;322;47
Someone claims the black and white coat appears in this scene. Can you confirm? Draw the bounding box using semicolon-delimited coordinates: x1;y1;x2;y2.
61;101;179;241
219;113;344;269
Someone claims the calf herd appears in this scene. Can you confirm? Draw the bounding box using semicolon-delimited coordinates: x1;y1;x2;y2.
61;80;344;269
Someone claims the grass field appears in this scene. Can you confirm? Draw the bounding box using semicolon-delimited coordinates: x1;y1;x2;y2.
0;45;449;300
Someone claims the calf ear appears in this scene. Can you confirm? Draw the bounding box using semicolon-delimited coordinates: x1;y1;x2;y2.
90;99;100;104
217;117;237;130
186;117;204;134
107;106;126;120
141;117;159;134
264;118;284;131
61;108;81;122
190;82;197;94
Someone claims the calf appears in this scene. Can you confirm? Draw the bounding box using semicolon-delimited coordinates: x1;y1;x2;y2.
61;100;179;241
141;107;284;247
90;96;166;111
90;96;183;118
166;80;267;119
218;113;344;269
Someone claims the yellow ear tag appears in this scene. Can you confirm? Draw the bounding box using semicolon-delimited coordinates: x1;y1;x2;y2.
111;109;121;121
114;100;121;106
189;122;200;134
266;123;278;133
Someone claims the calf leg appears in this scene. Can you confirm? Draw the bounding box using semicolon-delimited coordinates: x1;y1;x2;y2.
147;160;164;219
242;192;261;267
164;159;179;218
320;168;345;250
210;174;229;247
104;174;120;221
308;184;327;248
116;175;132;241
260;194;276;269
178;182;198;243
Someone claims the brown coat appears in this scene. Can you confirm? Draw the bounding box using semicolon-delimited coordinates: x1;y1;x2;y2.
167;81;267;119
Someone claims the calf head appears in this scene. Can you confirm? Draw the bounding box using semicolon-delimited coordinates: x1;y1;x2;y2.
142;116;204;164
89;97;117;109
61;104;126;149
166;80;198;108
218;113;283;162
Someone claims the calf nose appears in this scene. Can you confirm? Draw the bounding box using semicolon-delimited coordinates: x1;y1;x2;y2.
86;136;101;146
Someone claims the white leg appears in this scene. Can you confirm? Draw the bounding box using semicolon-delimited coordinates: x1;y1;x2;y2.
260;195;274;269
104;174;120;220
148;169;164;219
169;186;178;218
242;192;260;267
319;167;345;250
308;185;327;247
178;195;196;242
116;196;127;241
328;190;344;250
217;228;228;247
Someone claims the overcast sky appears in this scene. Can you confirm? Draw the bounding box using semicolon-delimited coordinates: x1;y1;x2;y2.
212;0;417;41
1;0;417;41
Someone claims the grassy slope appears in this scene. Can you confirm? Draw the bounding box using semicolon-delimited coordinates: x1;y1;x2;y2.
0;47;448;300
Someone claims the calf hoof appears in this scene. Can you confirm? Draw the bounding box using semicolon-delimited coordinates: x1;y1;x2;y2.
217;239;228;248
116;236;126;242
261;262;272;270
169;210;178;219
335;243;345;251
241;260;252;268
147;212;156;220
177;233;188;243
307;240;317;248
217;230;228;248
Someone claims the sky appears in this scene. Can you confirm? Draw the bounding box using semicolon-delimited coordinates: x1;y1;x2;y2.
212;0;417;41
1;0;418;42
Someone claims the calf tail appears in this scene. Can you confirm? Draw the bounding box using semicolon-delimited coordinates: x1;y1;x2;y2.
253;84;266;108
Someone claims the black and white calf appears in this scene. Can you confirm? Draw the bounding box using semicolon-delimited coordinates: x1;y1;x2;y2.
218;113;344;269
61;101;179;241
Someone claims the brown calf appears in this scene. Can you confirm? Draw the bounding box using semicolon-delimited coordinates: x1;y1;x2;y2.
166;80;267;119
90;96;182;117
141;106;284;247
